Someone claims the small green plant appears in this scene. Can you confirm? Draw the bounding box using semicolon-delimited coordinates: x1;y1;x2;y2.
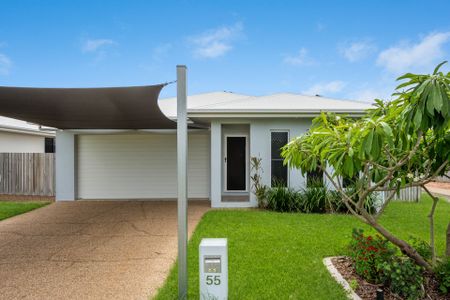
435;259;450;294
408;236;432;262
378;256;424;299
349;278;358;291
250;156;268;208
349;228;394;283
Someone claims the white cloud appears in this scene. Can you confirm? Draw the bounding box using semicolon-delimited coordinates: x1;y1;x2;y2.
188;22;243;59
81;38;117;53
339;40;376;62
303;80;347;96
283;48;315;66
377;32;450;73
0;53;12;75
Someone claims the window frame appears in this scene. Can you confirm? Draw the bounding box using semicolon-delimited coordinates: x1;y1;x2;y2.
270;130;289;187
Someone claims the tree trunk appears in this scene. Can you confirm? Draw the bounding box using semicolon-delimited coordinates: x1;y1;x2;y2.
429;196;439;265
447;222;450;257
423;186;439;265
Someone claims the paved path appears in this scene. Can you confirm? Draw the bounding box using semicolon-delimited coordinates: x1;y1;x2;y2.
0;201;210;300
425;182;450;202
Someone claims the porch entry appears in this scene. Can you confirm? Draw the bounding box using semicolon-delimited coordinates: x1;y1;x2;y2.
224;135;248;191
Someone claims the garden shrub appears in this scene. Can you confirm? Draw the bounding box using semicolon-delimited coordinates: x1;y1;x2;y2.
408;236;432;262
349;229;426;299
262;181;381;214
378;256;424;300
328;190;348;213
266;184;302;212
300;185;328;213
349;228;394;283
435;259;450;294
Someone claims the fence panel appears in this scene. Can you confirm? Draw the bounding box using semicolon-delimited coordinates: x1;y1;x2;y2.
384;186;421;202
0;153;55;196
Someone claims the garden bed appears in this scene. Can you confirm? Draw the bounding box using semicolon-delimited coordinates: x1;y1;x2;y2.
327;256;445;300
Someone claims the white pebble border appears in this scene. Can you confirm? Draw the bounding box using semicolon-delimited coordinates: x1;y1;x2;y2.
323;256;362;300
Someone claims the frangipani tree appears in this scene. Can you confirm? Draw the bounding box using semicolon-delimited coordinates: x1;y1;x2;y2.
282;62;450;272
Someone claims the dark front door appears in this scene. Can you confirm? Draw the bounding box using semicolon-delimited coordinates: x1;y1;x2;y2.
226;136;246;191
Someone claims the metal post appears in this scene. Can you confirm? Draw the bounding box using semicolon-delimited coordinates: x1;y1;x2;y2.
177;65;188;299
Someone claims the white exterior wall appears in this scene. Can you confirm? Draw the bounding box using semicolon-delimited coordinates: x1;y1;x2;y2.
210;122;222;207
76;132;210;199
55;131;76;201
0;131;46;153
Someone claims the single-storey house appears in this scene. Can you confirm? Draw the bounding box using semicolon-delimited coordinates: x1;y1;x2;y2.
61;91;371;207
0;116;55;153
0;85;371;207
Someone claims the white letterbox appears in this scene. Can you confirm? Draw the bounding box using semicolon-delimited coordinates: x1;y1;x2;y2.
199;238;228;299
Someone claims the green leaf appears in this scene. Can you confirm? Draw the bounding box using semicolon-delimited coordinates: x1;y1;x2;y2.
396;73;417;81
343;156;354;177
413;108;422;129
364;130;374;155
433;83;444;113
433;60;447;74
370;132;380;160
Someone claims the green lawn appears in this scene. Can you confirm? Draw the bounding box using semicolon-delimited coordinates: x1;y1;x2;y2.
155;195;450;299
0;201;49;221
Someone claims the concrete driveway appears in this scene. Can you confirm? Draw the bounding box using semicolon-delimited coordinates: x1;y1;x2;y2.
0;200;210;300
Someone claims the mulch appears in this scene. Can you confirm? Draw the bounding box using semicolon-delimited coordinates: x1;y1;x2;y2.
0;194;54;202
331;256;447;300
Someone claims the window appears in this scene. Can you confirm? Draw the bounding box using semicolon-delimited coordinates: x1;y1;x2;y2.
307;167;324;187
271;131;288;187
45;137;55;153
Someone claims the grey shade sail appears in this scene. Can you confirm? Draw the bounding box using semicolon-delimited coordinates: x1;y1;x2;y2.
0;84;177;129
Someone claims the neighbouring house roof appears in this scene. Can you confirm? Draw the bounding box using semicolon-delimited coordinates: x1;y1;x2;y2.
159;91;373;119
0;85;177;129
0;116;55;137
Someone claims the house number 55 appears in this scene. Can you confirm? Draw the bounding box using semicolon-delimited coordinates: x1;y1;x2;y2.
206;275;221;285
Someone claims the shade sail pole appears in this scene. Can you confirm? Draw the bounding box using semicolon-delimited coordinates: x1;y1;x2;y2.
177;65;188;299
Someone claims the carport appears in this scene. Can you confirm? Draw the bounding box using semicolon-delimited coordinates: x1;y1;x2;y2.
0;66;193;298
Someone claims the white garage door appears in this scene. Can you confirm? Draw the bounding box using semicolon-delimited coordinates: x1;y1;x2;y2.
77;132;210;199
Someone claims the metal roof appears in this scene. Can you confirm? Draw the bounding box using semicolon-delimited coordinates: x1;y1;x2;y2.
187;93;372;113
159;92;372;118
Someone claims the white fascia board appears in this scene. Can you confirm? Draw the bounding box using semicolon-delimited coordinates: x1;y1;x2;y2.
188;110;367;119
0;126;55;137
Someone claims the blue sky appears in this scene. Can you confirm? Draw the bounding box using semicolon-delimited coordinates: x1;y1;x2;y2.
0;0;450;100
